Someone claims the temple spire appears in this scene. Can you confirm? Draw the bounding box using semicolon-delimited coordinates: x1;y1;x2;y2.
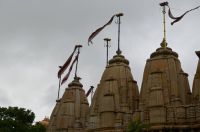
116;13;124;54
160;2;168;48
104;38;111;66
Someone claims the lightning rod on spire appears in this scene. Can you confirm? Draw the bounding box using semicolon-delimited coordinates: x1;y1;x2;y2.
104;38;111;66
116;13;124;54
160;2;168;48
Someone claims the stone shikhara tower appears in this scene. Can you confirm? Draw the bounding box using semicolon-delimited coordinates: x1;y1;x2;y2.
47;8;200;132
138;39;196;131
48;49;200;132
48;77;89;132
88;53;139;131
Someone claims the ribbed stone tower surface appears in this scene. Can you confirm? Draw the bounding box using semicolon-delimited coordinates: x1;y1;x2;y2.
139;44;193;128
192;51;200;103
192;51;200;129
88;53;139;132
48;77;89;132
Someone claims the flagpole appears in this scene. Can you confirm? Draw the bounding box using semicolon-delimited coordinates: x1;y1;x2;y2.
104;38;111;66
163;5;166;41
90;86;94;103
57;77;61;100
116;13;123;55
160;2;168;48
91;88;93;103
74;45;82;78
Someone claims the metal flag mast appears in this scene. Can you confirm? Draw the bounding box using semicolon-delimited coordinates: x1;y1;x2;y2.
57;45;82;101
116;13;124;55
160;2;168;48
104;38;111;66
90;86;94;103
57;77;61;101
74;45;82;78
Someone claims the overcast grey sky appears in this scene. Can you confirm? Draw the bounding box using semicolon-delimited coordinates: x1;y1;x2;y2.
0;0;199;122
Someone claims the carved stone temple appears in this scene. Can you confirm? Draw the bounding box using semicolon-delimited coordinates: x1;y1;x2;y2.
48;45;200;131
88;53;139;131
137;39;200;131
48;77;89;132
48;12;200;132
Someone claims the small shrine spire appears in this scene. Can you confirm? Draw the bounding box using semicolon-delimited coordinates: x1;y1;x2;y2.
160;2;168;48
116;13;124;54
104;38;111;66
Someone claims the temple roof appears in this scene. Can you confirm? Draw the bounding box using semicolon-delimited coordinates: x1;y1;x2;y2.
88;53;139;131
139;42;192;124
48;77;89;132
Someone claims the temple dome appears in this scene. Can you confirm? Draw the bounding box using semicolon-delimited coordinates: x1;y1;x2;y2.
139;44;192;125
88;53;139;131
48;77;89;132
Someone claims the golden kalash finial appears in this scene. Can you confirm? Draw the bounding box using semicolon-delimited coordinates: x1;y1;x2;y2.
160;2;168;48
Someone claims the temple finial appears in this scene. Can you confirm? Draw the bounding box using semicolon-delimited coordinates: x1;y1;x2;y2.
160;2;168;48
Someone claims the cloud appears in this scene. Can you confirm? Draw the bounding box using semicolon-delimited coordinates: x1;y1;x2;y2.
0;88;12;106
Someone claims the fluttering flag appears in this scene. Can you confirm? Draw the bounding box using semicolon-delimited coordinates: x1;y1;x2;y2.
167;5;200;25
61;55;78;85
88;14;117;45
86;86;94;97
57;45;78;78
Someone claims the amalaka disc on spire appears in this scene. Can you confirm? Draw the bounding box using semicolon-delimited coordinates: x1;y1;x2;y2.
104;38;111;66
160;2;168;48
116;13;124;54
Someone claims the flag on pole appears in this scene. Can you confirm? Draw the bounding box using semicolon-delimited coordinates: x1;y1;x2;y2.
88;14;117;45
61;55;78;85
167;5;200;25
57;45;78;78
86;86;94;97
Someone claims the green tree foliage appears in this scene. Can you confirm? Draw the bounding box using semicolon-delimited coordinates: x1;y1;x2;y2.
30;122;46;132
127;120;149;132
0;106;46;132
